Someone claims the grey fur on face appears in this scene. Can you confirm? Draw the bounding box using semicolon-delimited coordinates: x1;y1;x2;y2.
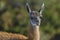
26;3;44;26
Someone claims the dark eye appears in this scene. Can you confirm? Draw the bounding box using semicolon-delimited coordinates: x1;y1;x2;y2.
40;16;42;19
30;17;33;19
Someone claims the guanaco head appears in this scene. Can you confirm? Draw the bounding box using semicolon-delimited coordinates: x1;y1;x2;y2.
26;3;44;26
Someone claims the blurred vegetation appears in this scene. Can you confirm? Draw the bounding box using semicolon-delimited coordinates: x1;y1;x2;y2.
0;0;60;40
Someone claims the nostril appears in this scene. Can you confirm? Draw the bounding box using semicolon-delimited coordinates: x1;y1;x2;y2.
36;20;39;22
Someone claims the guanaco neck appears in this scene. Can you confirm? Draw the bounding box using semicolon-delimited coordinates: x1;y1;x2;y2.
28;25;40;40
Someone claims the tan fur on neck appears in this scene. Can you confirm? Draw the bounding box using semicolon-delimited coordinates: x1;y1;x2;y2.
28;25;40;40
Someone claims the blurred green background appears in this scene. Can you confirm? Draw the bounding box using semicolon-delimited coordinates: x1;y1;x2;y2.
0;0;60;40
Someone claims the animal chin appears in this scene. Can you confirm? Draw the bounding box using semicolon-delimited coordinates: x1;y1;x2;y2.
30;19;39;26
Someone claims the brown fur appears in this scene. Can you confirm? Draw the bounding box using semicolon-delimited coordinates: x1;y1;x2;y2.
0;25;40;40
28;26;40;40
0;31;28;40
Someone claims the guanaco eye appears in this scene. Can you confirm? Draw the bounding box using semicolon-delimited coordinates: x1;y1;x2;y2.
30;17;33;19
40;16;43;19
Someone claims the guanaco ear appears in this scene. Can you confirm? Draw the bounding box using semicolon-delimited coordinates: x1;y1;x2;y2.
26;3;31;13
38;3;44;15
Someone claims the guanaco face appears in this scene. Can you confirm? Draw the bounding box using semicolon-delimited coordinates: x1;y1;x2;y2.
26;3;44;26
